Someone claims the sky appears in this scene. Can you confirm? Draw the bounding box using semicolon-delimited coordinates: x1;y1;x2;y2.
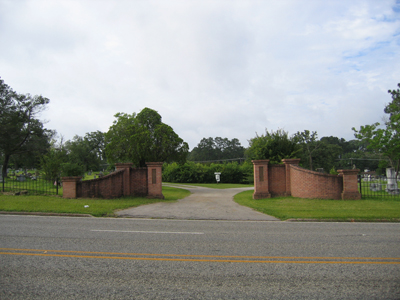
1;0;400;150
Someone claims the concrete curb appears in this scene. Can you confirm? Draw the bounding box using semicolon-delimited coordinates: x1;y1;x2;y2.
0;211;94;217
286;218;400;222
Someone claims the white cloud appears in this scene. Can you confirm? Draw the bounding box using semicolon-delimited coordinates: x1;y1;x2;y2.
0;0;399;149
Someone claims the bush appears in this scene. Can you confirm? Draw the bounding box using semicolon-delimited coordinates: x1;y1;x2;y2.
163;161;253;184
61;163;85;177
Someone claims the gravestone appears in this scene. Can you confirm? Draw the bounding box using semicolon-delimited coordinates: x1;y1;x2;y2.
0;166;3;182
17;175;26;182
385;168;399;195
370;183;382;192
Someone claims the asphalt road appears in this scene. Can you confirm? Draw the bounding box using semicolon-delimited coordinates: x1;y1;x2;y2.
1;215;399;299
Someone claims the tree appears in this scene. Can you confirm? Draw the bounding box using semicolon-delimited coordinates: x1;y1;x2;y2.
245;129;300;163
105;108;189;167
188;137;245;161
0;77;51;179
293;130;320;170
189;137;217;161
40;142;68;181
64;131;105;172
311;141;342;172
352;83;400;176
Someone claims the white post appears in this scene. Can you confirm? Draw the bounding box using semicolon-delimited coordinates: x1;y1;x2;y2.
214;172;221;183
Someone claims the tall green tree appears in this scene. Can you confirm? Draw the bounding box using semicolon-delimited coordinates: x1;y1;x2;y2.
293;130;320;170
188;137;217;161
105;108;189;167
40;140;68;181
0;77;52;178
64;131;105;172
188;137;245;161
311;141;342;172
353;83;400;176
245;129;300;163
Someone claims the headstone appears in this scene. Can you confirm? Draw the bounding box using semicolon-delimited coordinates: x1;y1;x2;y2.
370;183;382;192
0;166;3;182
17;175;26;182
385;168;399;195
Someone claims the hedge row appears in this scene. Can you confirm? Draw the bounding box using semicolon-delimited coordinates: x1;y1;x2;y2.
162;162;254;184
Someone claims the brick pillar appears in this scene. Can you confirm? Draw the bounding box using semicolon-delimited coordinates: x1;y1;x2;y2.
62;177;82;198
252;160;271;199
115;163;133;196
282;159;301;196
338;169;361;200
146;162;164;199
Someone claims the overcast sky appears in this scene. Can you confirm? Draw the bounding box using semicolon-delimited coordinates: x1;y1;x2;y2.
1;0;399;149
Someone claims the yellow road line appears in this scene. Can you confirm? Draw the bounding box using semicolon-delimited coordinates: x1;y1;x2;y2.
1;252;399;264
0;248;399;261
0;248;399;264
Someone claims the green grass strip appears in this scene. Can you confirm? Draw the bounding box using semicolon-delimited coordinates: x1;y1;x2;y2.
0;186;190;217
234;190;400;221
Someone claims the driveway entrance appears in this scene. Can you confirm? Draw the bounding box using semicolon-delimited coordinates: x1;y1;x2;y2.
116;185;279;221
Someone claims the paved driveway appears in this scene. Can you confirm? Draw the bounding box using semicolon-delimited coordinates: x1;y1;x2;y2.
116;184;279;221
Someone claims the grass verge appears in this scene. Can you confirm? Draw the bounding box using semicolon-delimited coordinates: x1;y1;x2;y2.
234;190;400;221
0;186;190;217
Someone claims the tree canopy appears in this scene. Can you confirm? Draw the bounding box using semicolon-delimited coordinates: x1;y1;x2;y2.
188;137;245;161
64;131;106;172
353;83;400;175
293;130;320;170
0;77;53;178
105;108;189;167
245;129;300;163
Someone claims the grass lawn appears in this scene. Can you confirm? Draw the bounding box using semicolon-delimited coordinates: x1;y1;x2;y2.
164;182;254;189
234;190;400;221
0;186;190;217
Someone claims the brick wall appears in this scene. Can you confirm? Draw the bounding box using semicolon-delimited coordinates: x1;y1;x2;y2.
76;169;125;199
130;168;148;197
252;160;270;199
146;162;164;199
252;159;358;200
268;164;286;196
63;162;164;199
290;165;343;200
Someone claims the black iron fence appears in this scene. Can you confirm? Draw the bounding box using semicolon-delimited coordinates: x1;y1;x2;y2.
1;174;60;196
358;175;400;199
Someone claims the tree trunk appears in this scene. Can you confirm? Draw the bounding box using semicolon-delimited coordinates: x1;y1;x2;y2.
2;154;10;179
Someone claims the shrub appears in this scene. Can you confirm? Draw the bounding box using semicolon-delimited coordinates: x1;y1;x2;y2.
61;163;85;177
163;161;254;184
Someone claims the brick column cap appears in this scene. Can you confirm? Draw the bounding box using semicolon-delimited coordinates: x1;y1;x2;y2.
115;163;133;169
61;176;82;182
282;158;301;165
252;159;270;165
338;169;360;175
146;162;164;166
